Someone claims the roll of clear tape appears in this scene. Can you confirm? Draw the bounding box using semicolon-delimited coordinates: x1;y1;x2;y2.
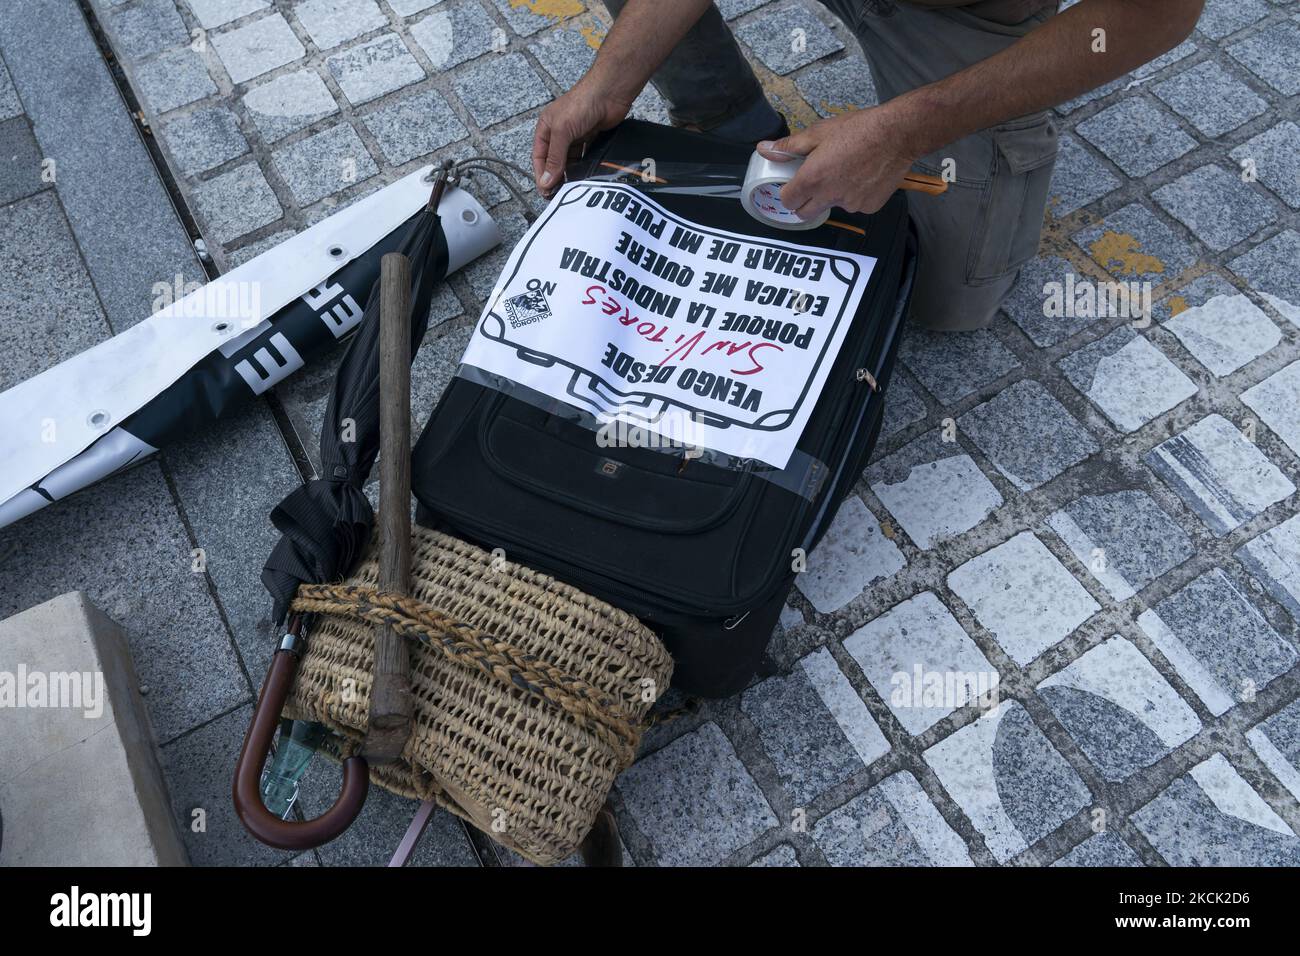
740;152;828;231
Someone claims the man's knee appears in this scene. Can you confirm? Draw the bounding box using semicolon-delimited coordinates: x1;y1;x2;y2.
908;263;1018;332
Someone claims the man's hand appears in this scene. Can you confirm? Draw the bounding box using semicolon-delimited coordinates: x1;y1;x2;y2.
755;105;917;221
532;80;634;197
754;0;1203;224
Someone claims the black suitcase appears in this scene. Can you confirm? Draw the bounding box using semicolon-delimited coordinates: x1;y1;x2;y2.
412;120;917;697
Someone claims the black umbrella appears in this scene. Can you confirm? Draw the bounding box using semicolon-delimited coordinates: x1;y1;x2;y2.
261;166;452;624
237;156;537;852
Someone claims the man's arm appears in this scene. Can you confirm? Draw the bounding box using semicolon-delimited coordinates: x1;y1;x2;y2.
768;0;1205;219
531;0;711;192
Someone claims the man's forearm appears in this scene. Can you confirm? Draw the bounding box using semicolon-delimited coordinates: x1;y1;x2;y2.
584;0;713;104
889;0;1204;158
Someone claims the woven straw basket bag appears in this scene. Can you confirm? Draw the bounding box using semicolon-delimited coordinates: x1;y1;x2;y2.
284;525;672;865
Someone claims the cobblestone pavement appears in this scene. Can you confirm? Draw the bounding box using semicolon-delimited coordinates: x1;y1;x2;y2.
2;0;1299;866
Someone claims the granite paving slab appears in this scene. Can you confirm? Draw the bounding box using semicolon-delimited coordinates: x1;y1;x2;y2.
1047;133;1120;216
948;531;1100;666
160;105;250;176
877;377;927;440
794;495;906;614
0;191;109;389
1228;229;1300;327
242;70;339;142
1047;490;1194;601
734;2;843;75
128;47;218;115
295;0;388;51
900;327;1020;407
1236;514;1300;623
812;772;973;866
1226;19;1300;95
1132;753;1300;865
843;591;998;736
271;122;379;204
14;0;1300;870
1231;120;1300;209
1072;202;1197;284
190;161;283;243
210;13;306;84
924;700;1091;862
867;430;1004;550
1051;831;1143;866
361;88;468;164
1240;359;1300;456
1056;325;1198;433
1152;60;1268;138
1152;163;1278;252
1195;0;1270;40
450;50;550;128
1144;413;1295;537
1001;255;1103;347
0;464;250;742
1075;97;1196;178
1246;698;1300;803
107;0;189;60
741;646;889;804
794;55;877;118
1156;273;1281;377
1037;634;1201;781
326;33;425;106
617;722;778;866
1137;568;1299;717
957;380;1100;492
527;20;600;88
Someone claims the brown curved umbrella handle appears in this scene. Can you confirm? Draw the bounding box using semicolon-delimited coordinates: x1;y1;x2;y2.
233;637;369;850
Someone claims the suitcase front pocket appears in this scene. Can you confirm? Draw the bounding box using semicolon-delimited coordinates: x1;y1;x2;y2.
479;394;753;535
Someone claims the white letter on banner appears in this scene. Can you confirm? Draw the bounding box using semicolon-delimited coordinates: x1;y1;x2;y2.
303;281;342;310
303;280;365;338
234;334;304;395
320;294;364;338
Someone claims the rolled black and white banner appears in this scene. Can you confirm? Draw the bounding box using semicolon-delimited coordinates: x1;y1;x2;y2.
0;167;501;530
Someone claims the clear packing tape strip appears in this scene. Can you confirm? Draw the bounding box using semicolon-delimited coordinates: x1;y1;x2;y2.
584;158;947;231
587;158;830;231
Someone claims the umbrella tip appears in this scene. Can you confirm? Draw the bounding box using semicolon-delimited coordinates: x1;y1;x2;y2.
426;159;454;212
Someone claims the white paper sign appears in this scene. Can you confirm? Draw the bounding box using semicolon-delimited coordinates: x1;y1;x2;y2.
460;181;876;469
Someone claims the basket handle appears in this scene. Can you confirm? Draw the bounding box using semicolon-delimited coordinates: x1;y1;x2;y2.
233;634;369;850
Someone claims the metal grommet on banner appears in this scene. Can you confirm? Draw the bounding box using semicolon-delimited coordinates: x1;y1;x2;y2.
740;152;829;231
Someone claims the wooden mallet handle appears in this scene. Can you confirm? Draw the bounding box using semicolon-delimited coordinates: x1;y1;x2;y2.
362;252;414;764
